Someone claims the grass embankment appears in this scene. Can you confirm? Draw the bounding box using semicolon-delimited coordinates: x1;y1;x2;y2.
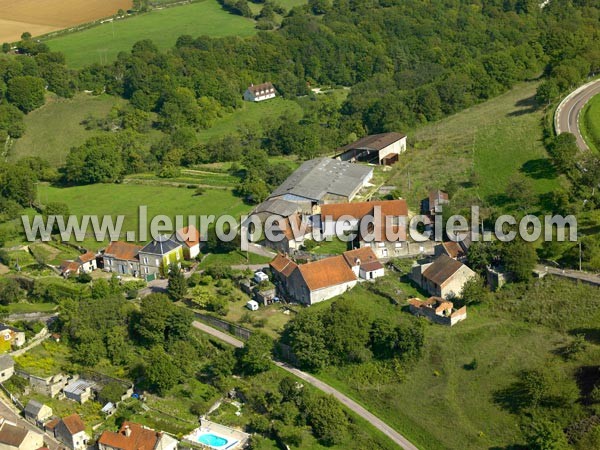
580;92;600;153
47;0;257;68
388;82;561;210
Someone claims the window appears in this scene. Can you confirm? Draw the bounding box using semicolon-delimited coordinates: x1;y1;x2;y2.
395;242;402;248
155;258;160;266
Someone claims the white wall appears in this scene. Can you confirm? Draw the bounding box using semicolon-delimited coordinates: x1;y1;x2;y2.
309;280;357;305
378;136;407;162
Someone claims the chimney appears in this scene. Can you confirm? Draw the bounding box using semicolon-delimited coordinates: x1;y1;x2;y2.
124;425;131;437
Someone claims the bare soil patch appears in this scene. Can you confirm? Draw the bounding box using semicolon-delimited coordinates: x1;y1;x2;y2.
0;0;131;43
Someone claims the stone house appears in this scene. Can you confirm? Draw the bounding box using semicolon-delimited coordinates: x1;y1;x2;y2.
46;414;89;450
98;421;178;450
0;324;25;349
408;297;467;326
270;247;384;305
0;420;43;450
76;251;97;272
138;235;183;281
102;241;142;277
411;254;477;299
18;372;72;398
243;82;277;102
0;355;14;382
23;400;53;425
176;225;202;260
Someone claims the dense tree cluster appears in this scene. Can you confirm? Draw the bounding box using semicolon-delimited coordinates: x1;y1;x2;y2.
282;299;424;370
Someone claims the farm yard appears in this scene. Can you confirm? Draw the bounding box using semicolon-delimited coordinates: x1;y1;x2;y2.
0;0;131;44
46;0;257;67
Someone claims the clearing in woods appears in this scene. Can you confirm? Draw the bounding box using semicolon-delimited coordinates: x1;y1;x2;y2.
0;0;131;44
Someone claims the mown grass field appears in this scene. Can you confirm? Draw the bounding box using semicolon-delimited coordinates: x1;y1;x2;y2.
47;0;256;68
387;82;561;210
39;183;252;250
9;93;121;167
580;93;600;153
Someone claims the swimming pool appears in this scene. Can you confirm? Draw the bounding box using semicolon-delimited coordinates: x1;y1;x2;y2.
196;432;235;449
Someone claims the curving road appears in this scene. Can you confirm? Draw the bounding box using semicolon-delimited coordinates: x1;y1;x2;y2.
554;79;600;150
192;320;419;450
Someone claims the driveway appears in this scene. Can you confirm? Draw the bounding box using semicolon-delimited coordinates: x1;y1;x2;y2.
554;79;600;150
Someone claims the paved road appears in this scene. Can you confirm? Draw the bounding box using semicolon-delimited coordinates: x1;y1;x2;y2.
0;393;60;449
555;79;600;150
192;320;419;450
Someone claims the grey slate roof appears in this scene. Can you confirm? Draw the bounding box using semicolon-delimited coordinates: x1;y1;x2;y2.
139;235;182;256
24;399;44;416
0;355;14;371
268;158;373;202
254;198;300;217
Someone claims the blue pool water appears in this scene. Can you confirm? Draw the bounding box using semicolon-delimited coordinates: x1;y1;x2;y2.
198;434;229;447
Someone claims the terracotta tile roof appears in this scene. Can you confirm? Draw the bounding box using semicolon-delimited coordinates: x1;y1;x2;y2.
98;421;159;450
298;256;357;291
77;251;96;264
176;225;201;248
441;241;465;259
358;219;407;243
409;297;454;313
104;242;142;261
0;422;28;447
60;261;80;273
422;254;464;286
360;260;384;272
429;190;449;209
44;419;59;431
338;132;406;152
61;414;86;435
320;199;408;221
342;247;379;267
270;254;297;278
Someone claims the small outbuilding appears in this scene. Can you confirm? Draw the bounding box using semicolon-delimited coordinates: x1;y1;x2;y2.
24;399;53;424
253;271;269;284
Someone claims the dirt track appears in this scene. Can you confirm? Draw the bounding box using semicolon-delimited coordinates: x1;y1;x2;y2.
0;0;131;43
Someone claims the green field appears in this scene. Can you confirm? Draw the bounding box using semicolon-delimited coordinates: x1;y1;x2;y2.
197;97;302;143
9;94;120;167
38;183;252;250
580;93;600;152
309;280;599;450
388;82;561;210
47;0;256;68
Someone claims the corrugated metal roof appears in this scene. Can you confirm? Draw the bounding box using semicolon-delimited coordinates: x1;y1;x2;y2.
269;158;373;202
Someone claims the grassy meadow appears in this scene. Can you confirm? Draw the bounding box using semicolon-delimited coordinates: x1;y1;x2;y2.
308;279;600;450
197;97;303;143
9;94;121;166
387;82;561;210
46;0;257;68
38;183;252;250
580;93;600;152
